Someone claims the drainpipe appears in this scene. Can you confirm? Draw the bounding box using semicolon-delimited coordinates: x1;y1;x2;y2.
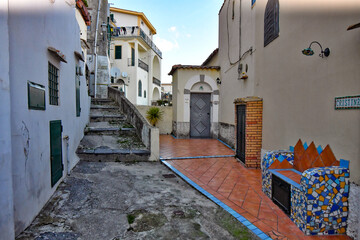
238;0;242;80
63;135;70;175
93;0;102;98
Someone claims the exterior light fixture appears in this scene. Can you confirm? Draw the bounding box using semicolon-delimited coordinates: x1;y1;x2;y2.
216;77;221;85
302;41;330;58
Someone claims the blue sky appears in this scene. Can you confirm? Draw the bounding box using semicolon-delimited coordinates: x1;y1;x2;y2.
110;0;224;83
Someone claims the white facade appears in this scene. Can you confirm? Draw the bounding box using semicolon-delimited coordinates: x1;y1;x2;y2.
0;0;91;238
109;8;162;106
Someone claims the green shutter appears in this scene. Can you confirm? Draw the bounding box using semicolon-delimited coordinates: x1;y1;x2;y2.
50;120;63;187
76;71;81;117
115;46;122;59
131;48;135;66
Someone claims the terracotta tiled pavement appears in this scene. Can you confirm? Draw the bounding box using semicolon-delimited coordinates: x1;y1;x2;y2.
160;135;234;159
160;135;352;240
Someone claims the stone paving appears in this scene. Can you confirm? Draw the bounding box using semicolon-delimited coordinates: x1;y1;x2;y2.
160;135;353;240
16;161;258;240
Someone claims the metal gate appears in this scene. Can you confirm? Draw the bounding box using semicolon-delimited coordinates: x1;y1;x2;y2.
190;93;211;138
236;105;246;163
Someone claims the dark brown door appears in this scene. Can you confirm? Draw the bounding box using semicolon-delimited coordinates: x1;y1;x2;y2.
236;105;246;163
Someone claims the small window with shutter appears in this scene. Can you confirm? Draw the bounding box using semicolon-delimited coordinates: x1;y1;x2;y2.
115;45;122;59
264;0;279;47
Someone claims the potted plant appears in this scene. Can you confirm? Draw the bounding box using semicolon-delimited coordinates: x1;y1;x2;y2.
146;107;163;126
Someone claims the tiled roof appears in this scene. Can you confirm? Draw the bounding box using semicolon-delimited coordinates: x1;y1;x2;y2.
168;65;220;76
202;48;219;66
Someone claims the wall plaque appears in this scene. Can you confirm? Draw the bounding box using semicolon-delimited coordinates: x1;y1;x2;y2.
335;95;360;110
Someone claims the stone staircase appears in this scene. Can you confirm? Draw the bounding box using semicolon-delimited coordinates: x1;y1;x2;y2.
76;98;150;162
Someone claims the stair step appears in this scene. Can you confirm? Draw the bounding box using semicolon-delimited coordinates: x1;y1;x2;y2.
90;105;118;110
90;115;126;122
85;127;135;135
91;99;113;105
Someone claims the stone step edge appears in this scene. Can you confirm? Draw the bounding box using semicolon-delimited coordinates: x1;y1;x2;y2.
85;127;135;132
90;106;119;110
77;149;150;155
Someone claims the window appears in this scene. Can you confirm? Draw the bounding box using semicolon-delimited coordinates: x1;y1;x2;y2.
110;13;114;22
144;90;146;98
131;48;135;66
115;45;122;59
264;0;279;47
48;62;59;105
138;80;142;97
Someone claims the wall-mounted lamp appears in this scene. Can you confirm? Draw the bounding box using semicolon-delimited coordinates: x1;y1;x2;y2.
302;41;330;58
216;77;221;85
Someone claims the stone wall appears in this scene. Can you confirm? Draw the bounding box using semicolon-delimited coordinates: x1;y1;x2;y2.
218;122;235;149
136;106;172;135
108;87;159;161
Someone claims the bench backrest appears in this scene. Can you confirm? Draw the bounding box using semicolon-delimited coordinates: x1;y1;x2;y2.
293;139;339;173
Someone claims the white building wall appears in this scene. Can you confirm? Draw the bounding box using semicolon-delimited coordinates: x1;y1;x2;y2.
113;12;138;27
0;0;15;239
8;0;90;235
137;68;149;105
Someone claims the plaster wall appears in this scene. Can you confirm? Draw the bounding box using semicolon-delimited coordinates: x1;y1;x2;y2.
137;67;149;105
253;0;360;184
136;106;173;134
203;52;219;67
0;1;15;238
112;12;138;28
8;0;90;235
218;0;256;125
75;8;88;57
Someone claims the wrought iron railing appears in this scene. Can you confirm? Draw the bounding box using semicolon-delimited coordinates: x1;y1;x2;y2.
138;59;149;72
112;26;162;58
153;77;161;86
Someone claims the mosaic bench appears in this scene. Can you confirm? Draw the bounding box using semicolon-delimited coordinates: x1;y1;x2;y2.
261;139;350;236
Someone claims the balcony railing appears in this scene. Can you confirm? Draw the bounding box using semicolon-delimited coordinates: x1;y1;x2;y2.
112;26;162;58
138;59;149;72
153;77;161;86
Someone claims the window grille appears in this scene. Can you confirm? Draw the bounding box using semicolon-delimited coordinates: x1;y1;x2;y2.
48;62;59;105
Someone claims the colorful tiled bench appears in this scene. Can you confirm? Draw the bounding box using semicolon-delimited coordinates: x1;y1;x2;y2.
261;139;350;236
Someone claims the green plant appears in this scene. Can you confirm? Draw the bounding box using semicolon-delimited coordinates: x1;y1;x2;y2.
146;107;163;126
82;0;88;7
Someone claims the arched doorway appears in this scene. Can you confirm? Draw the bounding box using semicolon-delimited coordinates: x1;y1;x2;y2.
184;74;219;138
152;87;160;101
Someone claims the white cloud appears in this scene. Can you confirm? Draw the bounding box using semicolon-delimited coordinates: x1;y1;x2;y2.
169;26;177;32
154;36;179;52
186;33;191;38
